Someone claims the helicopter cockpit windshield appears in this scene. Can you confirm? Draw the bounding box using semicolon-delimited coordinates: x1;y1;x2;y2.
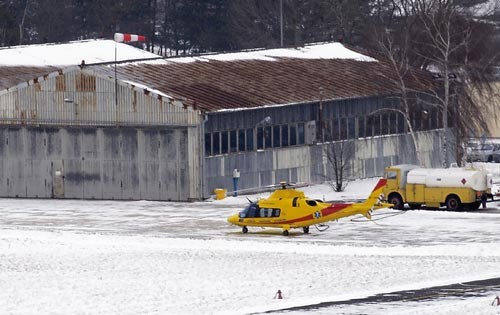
239;203;281;218
239;203;259;218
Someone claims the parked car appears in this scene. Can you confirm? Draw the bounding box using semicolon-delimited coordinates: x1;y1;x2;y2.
491;149;500;163
467;143;500;162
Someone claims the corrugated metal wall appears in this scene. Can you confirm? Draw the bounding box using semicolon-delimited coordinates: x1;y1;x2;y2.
0;67;203;201
0;67;201;127
0;126;200;201
204;129;446;196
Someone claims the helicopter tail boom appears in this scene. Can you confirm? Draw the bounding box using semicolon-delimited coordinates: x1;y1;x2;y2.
357;178;389;218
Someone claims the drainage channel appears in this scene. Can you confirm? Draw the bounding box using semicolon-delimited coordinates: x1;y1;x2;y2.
257;277;500;314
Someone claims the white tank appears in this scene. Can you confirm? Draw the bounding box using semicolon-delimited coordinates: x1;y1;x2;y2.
407;168;489;191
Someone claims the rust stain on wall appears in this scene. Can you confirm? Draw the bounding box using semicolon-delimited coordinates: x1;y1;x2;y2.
56;75;66;91
76;73;96;92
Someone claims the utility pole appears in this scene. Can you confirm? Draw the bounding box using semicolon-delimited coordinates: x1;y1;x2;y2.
442;72;456;168
280;0;283;47
319;87;324;143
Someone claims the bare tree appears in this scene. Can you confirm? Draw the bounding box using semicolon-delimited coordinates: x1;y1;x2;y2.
321;132;355;192
371;0;499;166
18;0;29;45
373;27;425;166
324;140;355;192
413;1;495;166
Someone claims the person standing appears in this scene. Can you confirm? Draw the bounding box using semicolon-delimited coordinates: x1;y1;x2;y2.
233;169;240;197
481;192;488;209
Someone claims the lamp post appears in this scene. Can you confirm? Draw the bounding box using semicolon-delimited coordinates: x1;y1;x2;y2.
433;72;457;168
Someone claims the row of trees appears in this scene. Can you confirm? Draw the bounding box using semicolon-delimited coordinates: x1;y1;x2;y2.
3;1;497;53
317;1;500;190
373;0;500;166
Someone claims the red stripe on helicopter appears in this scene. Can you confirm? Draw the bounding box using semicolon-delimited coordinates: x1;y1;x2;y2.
320;203;351;216
267;203;351;225
271;214;315;225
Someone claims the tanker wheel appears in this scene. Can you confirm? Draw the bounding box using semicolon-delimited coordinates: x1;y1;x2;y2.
303;226;309;234
389;194;404;210
242;226;248;234
445;195;462;211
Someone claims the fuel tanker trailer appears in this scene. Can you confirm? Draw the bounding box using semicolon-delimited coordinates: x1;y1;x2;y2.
383;165;492;210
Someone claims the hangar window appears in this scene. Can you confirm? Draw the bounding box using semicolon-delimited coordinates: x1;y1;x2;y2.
430;109;438;130
205;122;308;156
238;130;245;151
221;131;229;154
347;117;356;139
246;128;253;151
290;125;297;145
373;115;382;136
358;117;365;138
281;125;289;146
340;117;347;140
213;132;220;155
389;113;398;134
382;114;390;135
257;127;264;149
205;133;212;156
397;114;405;133
230;130;237;152
365;116;374;137
333;118;341;140
298;123;305;144
257;126;272;149
273;126;281;147
264;126;272;148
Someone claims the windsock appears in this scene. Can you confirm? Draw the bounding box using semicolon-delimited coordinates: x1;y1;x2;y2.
114;33;146;43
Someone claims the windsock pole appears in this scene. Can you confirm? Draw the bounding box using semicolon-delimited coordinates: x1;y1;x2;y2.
114;40;118;112
113;33;146;122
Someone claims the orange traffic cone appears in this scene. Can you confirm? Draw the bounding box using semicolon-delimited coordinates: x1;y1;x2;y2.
274;290;283;299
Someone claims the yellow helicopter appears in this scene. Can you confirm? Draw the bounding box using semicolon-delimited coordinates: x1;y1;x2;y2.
227;179;392;236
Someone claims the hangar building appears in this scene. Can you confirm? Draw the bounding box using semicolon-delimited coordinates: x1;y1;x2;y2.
0;40;444;200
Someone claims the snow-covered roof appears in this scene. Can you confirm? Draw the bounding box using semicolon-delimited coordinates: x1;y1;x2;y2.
91;42;432;112
0;39;159;66
0;40;433;112
156;42;376;64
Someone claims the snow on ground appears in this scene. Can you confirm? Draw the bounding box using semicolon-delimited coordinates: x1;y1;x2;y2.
1;177;500;314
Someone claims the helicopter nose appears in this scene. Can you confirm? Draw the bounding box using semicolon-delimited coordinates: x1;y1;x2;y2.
227;214;239;225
